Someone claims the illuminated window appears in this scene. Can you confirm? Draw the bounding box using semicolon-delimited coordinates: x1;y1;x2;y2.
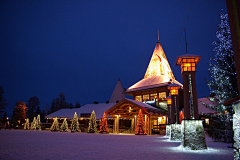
205;118;209;125
158;117;162;124
181;58;196;73
143;95;149;101
159;92;166;100
135;95;142;102
150;93;157;101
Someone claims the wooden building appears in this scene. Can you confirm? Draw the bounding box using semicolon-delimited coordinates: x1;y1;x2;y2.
124;41;184;110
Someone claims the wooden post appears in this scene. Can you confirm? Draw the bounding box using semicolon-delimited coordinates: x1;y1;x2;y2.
148;115;151;135
117;116;119;134
131;118;134;131
182;73;190;119
145;115;147;132
114;118;116;133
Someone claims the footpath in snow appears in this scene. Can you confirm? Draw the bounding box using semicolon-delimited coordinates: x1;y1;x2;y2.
0;130;233;160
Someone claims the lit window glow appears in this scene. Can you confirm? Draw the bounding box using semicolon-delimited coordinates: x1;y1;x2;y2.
167;99;172;105
181;58;196;73
159;92;166;100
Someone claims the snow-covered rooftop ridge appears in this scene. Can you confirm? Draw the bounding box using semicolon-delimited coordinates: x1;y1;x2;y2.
45;103;116;119
180;97;218;115
126;76;182;92
125;98;166;114
109;79;125;103
126;41;183;92
168;83;182;87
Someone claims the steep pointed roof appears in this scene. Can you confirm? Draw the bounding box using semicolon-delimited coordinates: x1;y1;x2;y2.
126;41;182;92
144;41;174;80
109;79;126;103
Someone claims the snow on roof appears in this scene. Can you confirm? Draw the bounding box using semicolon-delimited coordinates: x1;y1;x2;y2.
126;76;182;92
176;53;201;65
45;103;116;119
198;97;218;114
124;98;166;114
126;41;182;92
180;97;218;115
109;79;126;103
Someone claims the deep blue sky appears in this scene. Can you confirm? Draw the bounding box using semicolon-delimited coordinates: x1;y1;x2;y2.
0;0;227;116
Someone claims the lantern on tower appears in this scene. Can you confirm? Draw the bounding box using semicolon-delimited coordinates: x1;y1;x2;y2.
176;54;201;119
167;83;182;124
176;54;207;150
165;96;171;124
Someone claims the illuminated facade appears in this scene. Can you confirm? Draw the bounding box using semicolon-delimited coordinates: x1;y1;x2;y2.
125;41;183;110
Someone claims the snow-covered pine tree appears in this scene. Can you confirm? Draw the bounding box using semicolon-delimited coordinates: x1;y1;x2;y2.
50;117;59;131
205;10;237;143
100;112;108;133
36;114;41;130
30;117;36;129
135;109;146;135
24;118;29;130
60;118;68;132
70;112;80;132
88;110;97;133
206;10;238;113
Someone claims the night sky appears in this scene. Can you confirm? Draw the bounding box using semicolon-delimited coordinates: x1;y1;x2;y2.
0;0;227;116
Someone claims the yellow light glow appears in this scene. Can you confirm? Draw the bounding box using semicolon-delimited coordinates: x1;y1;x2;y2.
180;58;197;73
158;117;162;124
167;99;172;105
144;42;174;80
205;118;209;125
183;63;191;67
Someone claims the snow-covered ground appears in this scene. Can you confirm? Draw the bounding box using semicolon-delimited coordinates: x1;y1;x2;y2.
0;130;233;160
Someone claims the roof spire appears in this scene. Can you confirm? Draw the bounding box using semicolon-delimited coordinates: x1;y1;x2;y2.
109;79;126;103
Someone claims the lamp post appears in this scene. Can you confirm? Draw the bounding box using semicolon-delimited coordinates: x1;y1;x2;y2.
165;96;172;124
176;54;201;119
176;54;207;150
168;84;181;123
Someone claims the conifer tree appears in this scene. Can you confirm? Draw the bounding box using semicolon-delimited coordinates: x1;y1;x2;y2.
100;112;108;133
179;111;184;124
60;118;68;132
135;109;146;135
50;117;59;131
24;118;29;130
205;10;236;143
206;10;238;113
36;114;41;130
88;110;97;133
71;112;80;132
30;117;36;129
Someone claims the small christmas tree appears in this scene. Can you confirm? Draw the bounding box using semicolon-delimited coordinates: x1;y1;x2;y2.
30;117;36;130
179;111;184;123
88;110;97;133
135;109;146;135
71;112;80;132
60;118;68;132
100;112;108;133
36;114;41;130
24;118;29;130
50;117;59;131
